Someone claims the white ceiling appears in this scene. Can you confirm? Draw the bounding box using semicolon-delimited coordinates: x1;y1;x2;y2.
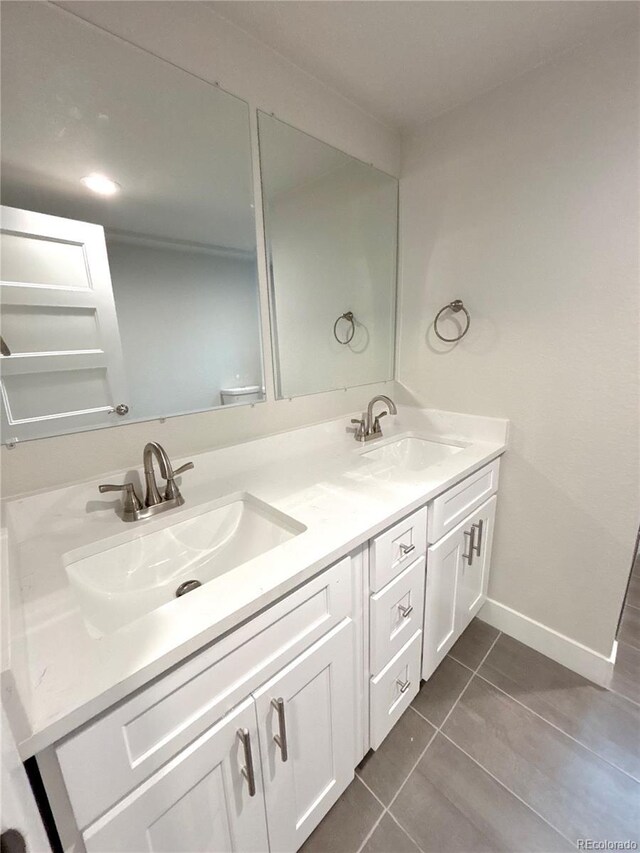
209;1;638;131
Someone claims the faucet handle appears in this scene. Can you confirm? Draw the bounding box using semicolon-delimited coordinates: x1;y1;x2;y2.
98;482;143;515
373;411;388;434
164;461;194;501
173;461;194;477
350;416;367;442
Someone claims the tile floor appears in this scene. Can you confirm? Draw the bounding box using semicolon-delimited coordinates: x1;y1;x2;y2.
302;604;640;853
610;556;640;706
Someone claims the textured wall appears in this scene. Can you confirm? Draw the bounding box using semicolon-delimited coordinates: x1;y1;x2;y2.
397;28;639;656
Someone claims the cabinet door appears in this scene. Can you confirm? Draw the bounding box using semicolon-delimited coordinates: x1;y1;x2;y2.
254;620;355;852
456;495;496;630
83;698;269;853
422;523;466;681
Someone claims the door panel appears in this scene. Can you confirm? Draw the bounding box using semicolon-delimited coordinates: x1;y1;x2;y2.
0;205;128;441
254;620;355;852
83;698;268;853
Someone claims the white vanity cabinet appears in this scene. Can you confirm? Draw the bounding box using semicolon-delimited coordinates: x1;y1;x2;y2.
35;456;503;851
367;458;500;746
422;461;499;680
254;621;355;852
82;697;269;853
46;553;362;853
368;507;427;748
82;623;354;853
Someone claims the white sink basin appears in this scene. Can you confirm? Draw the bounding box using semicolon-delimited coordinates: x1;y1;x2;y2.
64;493;306;636
362;436;464;471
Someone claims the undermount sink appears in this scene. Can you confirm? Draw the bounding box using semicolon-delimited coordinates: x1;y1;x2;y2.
361;435;464;471
64;493;306;637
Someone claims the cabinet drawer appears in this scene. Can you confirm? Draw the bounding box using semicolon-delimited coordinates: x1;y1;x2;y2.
370;556;425;675
370;506;427;592
428;459;499;543
56;556;353;829
370;631;421;750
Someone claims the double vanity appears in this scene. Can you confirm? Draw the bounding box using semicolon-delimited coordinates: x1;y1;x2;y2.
2;403;507;852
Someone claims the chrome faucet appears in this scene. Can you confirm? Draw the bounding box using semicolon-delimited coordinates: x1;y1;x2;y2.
99;442;194;522
351;395;397;442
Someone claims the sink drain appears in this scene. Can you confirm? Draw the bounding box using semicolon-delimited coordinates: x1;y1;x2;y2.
176;579;202;597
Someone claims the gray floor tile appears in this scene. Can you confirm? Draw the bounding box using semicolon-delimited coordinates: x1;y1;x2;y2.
442;676;640;844
361;814;421;853
626;572;640;610
619;605;640;651
479;633;640;779
610;640;640;705
390;734;572;852
449;618;499;669
358;708;435;805
300;777;383;853
411;656;473;728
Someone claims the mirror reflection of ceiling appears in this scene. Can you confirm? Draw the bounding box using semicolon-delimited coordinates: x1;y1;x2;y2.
0;3;256;253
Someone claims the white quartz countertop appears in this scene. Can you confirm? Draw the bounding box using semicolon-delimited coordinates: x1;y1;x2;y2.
2;406;507;756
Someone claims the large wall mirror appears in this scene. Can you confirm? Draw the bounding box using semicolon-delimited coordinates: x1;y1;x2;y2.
258;112;398;399
0;3;264;443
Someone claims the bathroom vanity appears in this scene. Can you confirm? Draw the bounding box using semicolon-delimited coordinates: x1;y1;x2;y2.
1;406;507;852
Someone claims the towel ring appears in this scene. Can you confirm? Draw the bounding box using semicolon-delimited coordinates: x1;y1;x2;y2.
433;299;470;342
333;311;356;345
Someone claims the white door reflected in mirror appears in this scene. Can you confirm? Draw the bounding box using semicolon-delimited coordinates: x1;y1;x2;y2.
0;2;265;443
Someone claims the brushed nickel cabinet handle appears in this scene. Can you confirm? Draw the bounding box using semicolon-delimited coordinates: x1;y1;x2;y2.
237;728;256;796
271;697;288;762
472;518;484;557
396;678;411;693
463;527;475;565
399;543;415;557
398;603;413;618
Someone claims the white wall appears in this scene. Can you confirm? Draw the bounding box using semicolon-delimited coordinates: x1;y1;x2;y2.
108;240;262;420
398;28;639;657
268;162;397;397
1;2;401;497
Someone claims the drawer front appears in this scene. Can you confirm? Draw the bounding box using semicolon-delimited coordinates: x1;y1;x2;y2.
428;459;499;544
370;556;425;675
56;556;353;829
370;631;421;750
370;506;427;592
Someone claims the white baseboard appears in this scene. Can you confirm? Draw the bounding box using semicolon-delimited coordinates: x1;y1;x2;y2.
478;599;617;687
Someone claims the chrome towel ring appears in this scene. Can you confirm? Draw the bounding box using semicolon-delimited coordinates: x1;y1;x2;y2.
433;299;471;342
333;311;356;345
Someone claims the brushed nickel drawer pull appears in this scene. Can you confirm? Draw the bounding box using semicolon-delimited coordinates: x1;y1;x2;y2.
399;543;415;557
472;518;484;557
398;603;413;618
271;697;288;762
236;728;256;796
396;678;411;693
463;527;475;565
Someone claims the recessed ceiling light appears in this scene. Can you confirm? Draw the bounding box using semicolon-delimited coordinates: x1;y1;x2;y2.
81;173;120;196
